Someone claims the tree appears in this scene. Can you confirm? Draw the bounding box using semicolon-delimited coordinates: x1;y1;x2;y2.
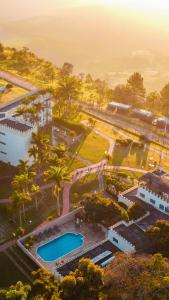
111;84;134;105
60;258;104;300
32;268;60;300
44;166;70;216
127;72;146;104
160;83;169;116
31;184;40;210
146;220;169;257
61;63;74;77
128;202;146;220
0;281;31;300
146;91;161;112
83;193;122;225
104;253;169;300
11;191;31;226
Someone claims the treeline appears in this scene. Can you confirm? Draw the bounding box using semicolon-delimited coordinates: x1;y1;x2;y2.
1;43;169;116
1;253;169;300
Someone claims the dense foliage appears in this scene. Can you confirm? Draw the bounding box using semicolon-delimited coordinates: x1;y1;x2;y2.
1;254;169;299
147;220;169;257
128;202;146;220
83;193;122;225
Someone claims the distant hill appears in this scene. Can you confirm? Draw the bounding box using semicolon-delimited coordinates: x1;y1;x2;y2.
1;4;169;91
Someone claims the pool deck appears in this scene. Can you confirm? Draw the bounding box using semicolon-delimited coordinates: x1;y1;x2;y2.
30;220;105;273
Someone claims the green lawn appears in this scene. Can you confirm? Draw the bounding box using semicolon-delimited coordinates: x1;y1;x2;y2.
70;173;100;209
68;158;87;172
77;131;109;163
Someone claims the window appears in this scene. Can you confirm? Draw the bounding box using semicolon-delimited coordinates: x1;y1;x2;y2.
150;199;155;205
0;151;6;155
0;141;6;145
165;207;169;213
113;237;118;244
0;132;5;136
159;204;164;210
140;193;145;198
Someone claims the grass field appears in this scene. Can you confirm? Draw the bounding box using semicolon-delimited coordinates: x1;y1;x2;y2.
0;79;27;105
77;131;109;163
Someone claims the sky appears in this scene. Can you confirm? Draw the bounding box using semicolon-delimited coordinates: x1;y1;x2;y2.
1;0;169;90
1;0;169;20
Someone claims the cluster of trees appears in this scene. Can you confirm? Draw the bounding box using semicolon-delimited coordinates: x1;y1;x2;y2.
11;133;70;226
112;71;169;116
147;220;169;258
1;253;169;299
105;172;133;196
83;193;123;225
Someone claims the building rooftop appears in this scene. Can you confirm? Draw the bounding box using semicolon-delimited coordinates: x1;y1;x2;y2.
0;119;32;132
140;171;169;196
114;223;152;252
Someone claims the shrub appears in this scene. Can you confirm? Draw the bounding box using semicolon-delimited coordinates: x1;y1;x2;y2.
128;202;146;220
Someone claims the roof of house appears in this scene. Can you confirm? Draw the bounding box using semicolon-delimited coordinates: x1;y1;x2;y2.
0;118;32;132
0;91;39;112
114;223;151;252
140;171;169;195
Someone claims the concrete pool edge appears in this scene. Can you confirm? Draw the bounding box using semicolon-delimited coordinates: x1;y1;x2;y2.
36;232;84;263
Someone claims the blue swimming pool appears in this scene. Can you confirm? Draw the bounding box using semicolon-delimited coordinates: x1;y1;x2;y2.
37;232;84;262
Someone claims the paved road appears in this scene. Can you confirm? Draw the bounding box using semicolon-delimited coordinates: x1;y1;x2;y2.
81;104;169;146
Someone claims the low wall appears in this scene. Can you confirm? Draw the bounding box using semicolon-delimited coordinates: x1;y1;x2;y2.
19;207;83;244
118;194;133;207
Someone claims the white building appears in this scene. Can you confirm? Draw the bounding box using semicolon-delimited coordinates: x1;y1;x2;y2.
0;76;52;166
137;170;169;215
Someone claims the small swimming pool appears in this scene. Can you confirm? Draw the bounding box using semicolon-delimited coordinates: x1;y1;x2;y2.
37;232;84;262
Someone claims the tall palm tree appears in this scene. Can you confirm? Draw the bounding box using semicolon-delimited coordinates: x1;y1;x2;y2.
44;166;70;216
11;191;31;226
31;184;40;210
28;145;38;162
17;160;29;174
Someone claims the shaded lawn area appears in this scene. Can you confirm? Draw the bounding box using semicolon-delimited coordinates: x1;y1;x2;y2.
77;131;109;163
68;158;87;172
0;251;28;287
112;143;169;171
70;174;100;209
0;178;12;198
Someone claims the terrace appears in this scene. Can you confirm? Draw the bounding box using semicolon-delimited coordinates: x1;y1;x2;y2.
0;78;28;108
19;210;105;275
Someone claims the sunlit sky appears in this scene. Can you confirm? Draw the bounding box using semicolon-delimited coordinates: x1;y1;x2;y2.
1;0;169;21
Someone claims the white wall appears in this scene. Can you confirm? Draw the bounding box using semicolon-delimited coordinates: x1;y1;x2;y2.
118;194;133;207
137;186;169;215
108;228;135;253
0;125;33;166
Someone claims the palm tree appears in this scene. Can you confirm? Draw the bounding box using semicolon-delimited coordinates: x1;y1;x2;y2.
17;160;29;174
28;145;38;162
44;166;70;216
31;184;40;209
11;191;31;226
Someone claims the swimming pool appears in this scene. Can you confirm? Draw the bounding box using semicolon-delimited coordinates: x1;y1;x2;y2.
37;232;84;262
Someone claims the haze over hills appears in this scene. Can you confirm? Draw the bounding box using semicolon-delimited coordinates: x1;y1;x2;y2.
1;1;169;91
